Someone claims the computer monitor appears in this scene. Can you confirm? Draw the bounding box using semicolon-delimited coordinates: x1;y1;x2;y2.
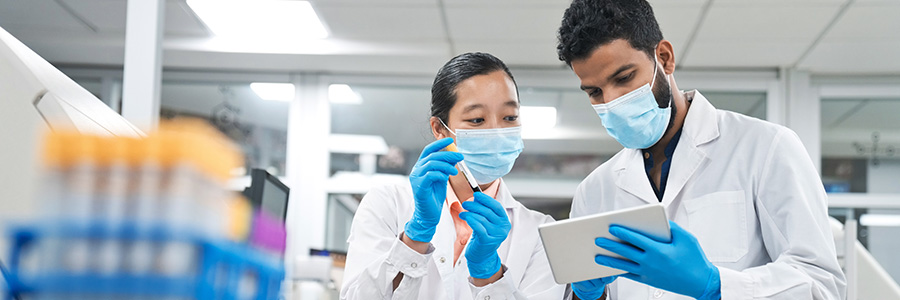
242;169;290;223
242;169;289;256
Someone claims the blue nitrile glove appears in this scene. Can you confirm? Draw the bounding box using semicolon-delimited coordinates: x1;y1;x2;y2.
593;221;721;300
572;276;618;300
459;192;511;279
404;138;464;243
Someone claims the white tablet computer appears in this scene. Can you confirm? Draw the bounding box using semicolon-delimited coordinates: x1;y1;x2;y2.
538;203;671;284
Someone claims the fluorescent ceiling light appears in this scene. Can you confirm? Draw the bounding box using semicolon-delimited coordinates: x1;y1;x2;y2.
521;106;557;129
860;214;900;227
251;82;295;102
187;0;328;40
329;84;363;104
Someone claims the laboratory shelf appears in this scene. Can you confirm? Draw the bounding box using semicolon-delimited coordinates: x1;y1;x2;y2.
2;221;284;300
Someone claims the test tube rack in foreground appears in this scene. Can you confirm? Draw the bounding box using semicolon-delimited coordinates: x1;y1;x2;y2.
2;120;284;300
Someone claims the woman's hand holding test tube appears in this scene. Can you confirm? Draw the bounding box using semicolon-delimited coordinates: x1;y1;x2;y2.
404;138;464;245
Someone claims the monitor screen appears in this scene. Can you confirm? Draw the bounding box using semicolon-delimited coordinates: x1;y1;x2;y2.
243;168;289;223
261;177;288;222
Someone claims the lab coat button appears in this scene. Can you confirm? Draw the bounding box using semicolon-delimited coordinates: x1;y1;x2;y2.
440;257;446;263
484;296;490;300
411;262;418;268
653;289;664;298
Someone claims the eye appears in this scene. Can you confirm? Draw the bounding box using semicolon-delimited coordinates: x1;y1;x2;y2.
466;118;484;125
587;88;601;97
616;72;634;83
504;115;518;122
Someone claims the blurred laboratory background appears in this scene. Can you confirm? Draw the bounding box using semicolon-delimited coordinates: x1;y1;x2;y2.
1;0;899;299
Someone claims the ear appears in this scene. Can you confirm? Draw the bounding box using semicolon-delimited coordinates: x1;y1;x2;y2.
656;40;676;75
430;116;449;140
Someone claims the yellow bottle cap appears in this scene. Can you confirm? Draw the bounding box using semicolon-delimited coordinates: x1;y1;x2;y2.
96;137;130;166
66;133;97;164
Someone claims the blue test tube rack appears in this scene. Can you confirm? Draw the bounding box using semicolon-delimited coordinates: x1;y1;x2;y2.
2;221;284;300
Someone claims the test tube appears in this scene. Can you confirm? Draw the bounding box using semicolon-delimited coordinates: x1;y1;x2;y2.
36;132;65;275
63;134;97;273
443;143;482;193
96;137;130;274
158;130;200;276
127;135;161;274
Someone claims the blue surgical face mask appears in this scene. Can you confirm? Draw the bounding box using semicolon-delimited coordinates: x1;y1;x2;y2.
439;119;524;185
592;58;672;149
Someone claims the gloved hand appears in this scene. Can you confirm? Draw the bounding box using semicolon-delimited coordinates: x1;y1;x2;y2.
572;275;618;300
459;192;511;279
404;138;464;243
594;221;721;300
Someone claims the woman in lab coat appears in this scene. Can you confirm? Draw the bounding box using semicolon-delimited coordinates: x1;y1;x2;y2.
340;52;566;299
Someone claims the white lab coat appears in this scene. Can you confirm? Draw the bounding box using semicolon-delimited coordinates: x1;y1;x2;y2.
571;91;846;300
341;180;567;300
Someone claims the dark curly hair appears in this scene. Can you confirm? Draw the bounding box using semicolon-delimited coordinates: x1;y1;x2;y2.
431;52;518;123
557;0;664;65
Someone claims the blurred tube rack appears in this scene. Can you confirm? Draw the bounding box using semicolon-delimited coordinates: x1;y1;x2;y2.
3;221;284;300
3;119;283;299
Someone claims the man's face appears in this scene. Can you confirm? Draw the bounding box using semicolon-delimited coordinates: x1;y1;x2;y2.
571;39;669;107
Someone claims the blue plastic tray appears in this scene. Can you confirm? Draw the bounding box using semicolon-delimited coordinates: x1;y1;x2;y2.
3;221;284;300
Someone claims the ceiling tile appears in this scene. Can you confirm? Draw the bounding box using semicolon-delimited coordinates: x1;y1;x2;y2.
682;41;810;67
715;0;845;3
696;3;842;41
453;40;562;67
649;0;708;5
799;40;900;74
0;0;92;33
650;3;705;62
445;7;565;41
313;0;437;5
317;6;445;40
57;0;207;36
166;1;209;36
820;2;900;41
56;0;124;33
443;0;569;7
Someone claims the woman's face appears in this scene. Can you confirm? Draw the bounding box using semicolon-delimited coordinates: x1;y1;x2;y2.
435;70;520;139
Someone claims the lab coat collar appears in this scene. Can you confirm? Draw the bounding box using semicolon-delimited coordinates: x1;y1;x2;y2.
681;90;720;147
612;90;719;205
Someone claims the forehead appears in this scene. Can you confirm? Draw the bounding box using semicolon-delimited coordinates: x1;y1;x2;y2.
571;39;652;79
453;70;518;105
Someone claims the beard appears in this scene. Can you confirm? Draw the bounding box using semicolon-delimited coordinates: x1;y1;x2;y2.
651;68;677;131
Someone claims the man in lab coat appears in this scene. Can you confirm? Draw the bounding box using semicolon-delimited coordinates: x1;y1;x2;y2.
555;1;846;299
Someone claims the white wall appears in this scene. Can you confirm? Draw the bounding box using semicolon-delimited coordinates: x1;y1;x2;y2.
865;159;900;283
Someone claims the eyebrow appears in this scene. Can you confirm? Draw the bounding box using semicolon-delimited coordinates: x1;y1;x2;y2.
462;104;485;114
579;63;637;91
607;63;635;81
460;101;518;114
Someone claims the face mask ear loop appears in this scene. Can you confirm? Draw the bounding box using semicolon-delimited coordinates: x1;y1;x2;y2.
438;118;457;137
